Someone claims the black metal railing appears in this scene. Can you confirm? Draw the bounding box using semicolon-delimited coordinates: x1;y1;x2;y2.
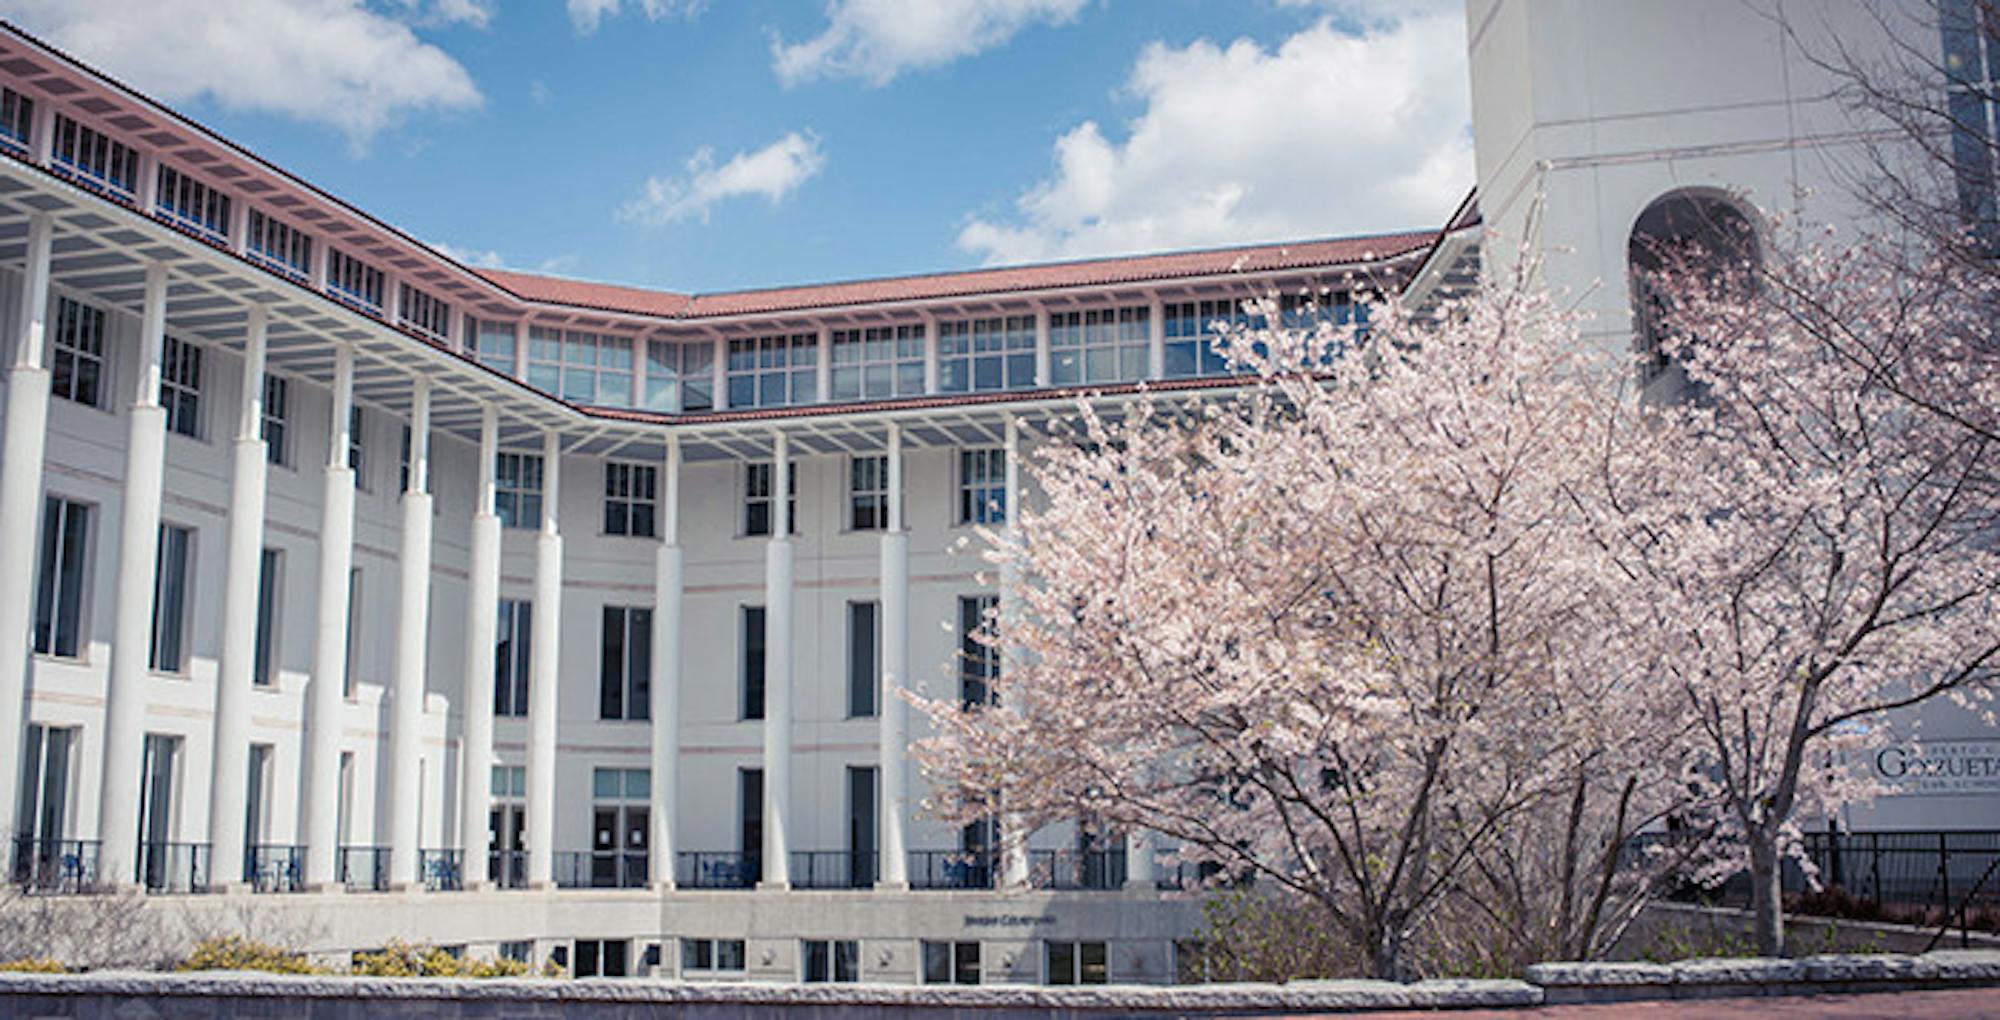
487;849;526;890
1797;830;2000;913
138;841;210;894
9;836;100;894
554;850;649;889
908;849;996;890
339;845;390;892
244;844;305;893
791;850;877;889
422;848;462;891
676;851;759;889
1028;848;1126;891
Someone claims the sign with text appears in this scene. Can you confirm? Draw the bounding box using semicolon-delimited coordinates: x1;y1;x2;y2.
1871;739;2000;795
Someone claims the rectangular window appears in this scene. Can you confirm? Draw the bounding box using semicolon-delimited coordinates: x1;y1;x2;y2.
802;939;860;983
15;725;75;851
325;248;385;313
1164;298;1260;378
495;453;544;530
830;324;924;401
726;333;816;408
51;113;139;198
572;939;630;979
847;600;878;719
590;768;650;888
528;328;635;406
922;941;982;985
604;462;658;537
959;594;999;708
740;606;766;721
33;496;91;659
161;336;202;438
600;606;653;721
343;567;362;696
957;448;1006;525
470;318;518;376
253;548;281;687
1045;940;1109;985
496;599;533;717
261;375;289;466
0;86;33;153
681;938;745;973
1946;0;2000;250
245;210;312;280
645;340;715;412
739;767;763;882
848;455;887;531
742;461;798;537
1049;306;1148;386
51;296;106;408
939;314;1036;393
397;283;452;343
153;164;232;244
149;524;193;674
347;405;366;485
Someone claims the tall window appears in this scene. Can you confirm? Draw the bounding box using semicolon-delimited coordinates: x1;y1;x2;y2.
51;113;138;197
1627;192;1758;397
726;333;816;408
149;524;194;674
1048;306;1148;385
604;462;658;537
959;595;999;708
0;86;33;152
528;328;635;406
957;448;1006;525
51;296;106;408
343;567;362;695
347;405;367;485
1164;298;1256;378
848;455;888;531
1946;0;2000;251
470;318;518;376
740;606;766;721
245;210;312;280
847;600;878;718
495;453;544;530
590;769;650;889
1045;941;1108;985
802;940;860;983
325;248;385;312
600;606;652;721
743;462;798;537
253;548;281;687
154;164;232;244
397;283;452;343
923;941;982;985
830;324;923;401
496;599;533;717
261;375;290;467
34;497;92;659
645;340;715;412
938;315;1035;392
161;336;202;438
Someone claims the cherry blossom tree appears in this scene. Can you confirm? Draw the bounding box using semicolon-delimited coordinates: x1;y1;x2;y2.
910;246;1701;979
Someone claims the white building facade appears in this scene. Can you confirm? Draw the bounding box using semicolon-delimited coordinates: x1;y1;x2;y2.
0;0;1991;983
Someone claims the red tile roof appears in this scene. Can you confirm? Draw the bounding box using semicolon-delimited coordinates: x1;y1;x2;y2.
472;230;1444;322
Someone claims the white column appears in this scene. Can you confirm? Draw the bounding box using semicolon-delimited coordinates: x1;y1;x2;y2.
228;200;251;257
814;325;831;403
876;423;910;889
649;435;683;891
998;416;1030;890
205;305;269;890
513;321;531;384
0;212;54;841
28;101;53;165
760;431;794;889
1147;293;1166;380
309;243;329;293
302;346;356;889
387;377;433;889
920;312;940;395
710;335;728;409
135;152;159;214
1033;305;1051;388
457;408;502;888
525;429;563;888
96;262;170;891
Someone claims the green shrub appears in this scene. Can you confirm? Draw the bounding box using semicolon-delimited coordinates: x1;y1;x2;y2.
0;957;66;973
349;940;542;978
178;935;324;975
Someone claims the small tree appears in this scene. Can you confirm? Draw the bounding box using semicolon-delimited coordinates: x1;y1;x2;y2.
912;246;1697;979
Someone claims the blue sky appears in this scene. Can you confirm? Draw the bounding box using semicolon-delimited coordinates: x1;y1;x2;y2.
5;0;1472;294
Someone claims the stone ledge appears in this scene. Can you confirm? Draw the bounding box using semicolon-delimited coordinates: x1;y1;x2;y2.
1528;949;2000;1005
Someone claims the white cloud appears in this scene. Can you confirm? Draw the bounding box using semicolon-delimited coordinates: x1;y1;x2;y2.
429;242;579;275
0;0;482;148
618;131;827;227
956;11;1473;264
567;0;706;35
385;0;494;28
773;0;1087;87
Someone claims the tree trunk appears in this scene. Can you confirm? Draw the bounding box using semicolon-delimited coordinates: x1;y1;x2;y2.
1747;834;1786;957
1368;931;1403;982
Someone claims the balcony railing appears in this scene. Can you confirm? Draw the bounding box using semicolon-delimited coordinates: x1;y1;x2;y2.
676;851;759;889
487;849;526;890
9;836;100;894
245;844;305;893
1028;848;1126;891
790;851;877;890
339;845;390;892
422;848;462;892
554;850;648;889
908;849;996;890
139;841;209;894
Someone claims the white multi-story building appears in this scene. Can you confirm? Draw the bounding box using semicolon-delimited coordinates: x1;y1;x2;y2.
0;0;1991;984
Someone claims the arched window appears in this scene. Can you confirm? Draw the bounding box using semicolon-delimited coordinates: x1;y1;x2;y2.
1628;192;1759;400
